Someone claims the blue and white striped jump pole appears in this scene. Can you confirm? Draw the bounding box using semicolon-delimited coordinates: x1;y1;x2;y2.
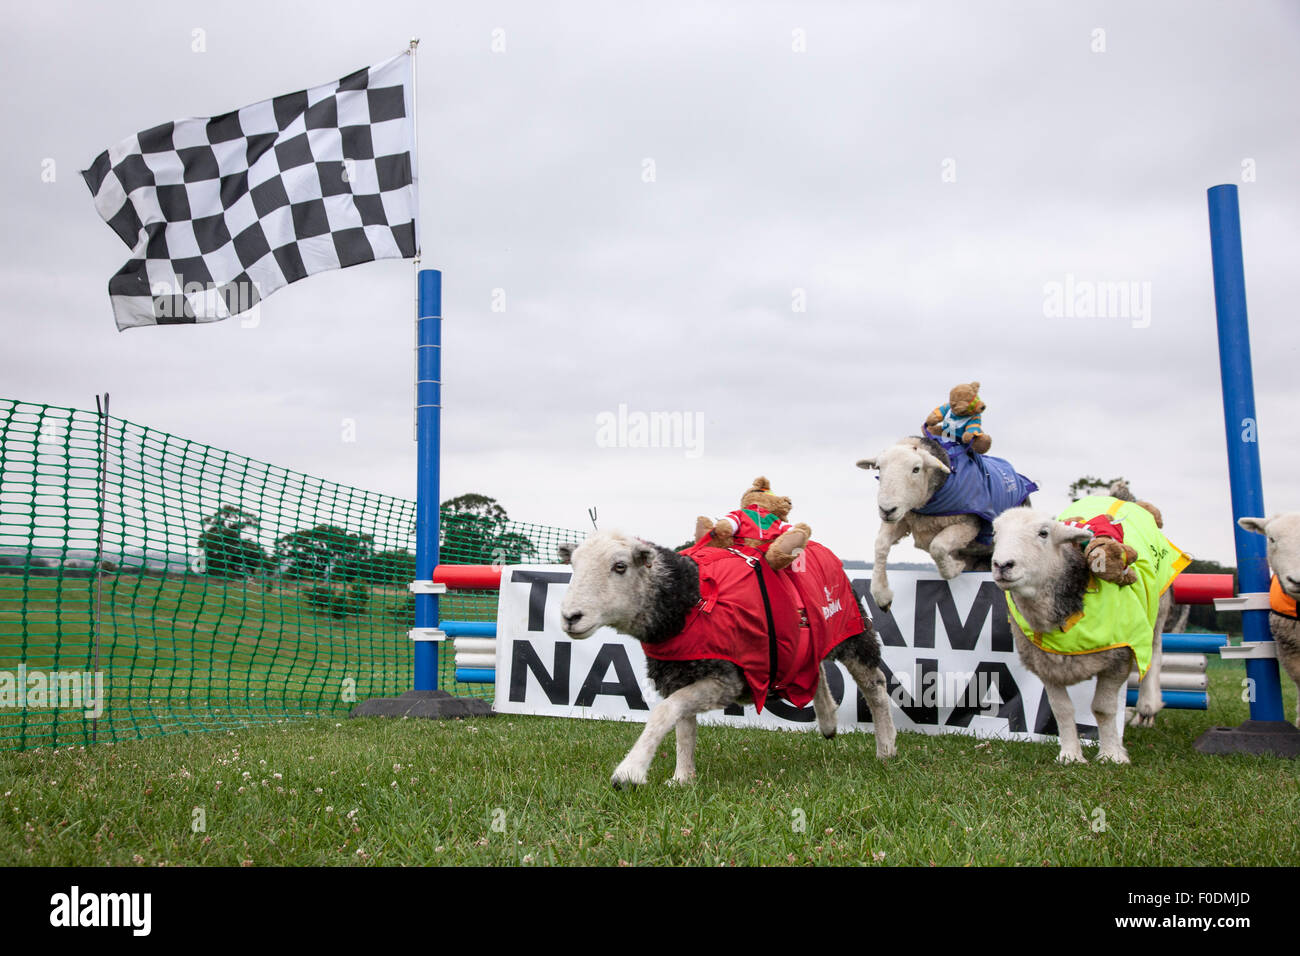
414;268;442;691
1207;184;1285;723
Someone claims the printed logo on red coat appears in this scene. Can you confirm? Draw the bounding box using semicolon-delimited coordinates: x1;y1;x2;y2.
821;586;842;621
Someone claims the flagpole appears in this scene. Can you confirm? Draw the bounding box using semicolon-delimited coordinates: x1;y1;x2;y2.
409;37;421;260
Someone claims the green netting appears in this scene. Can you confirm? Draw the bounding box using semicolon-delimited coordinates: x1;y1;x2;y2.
0;398;584;751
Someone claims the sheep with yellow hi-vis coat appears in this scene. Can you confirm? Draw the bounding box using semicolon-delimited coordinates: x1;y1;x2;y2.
991;497;1189;764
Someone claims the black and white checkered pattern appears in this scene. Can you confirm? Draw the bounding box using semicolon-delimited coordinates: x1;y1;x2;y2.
83;52;418;331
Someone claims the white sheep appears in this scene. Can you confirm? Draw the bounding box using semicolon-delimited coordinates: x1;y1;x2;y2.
857;435;1035;611
557;530;897;788
990;501;1178;763
1237;513;1300;724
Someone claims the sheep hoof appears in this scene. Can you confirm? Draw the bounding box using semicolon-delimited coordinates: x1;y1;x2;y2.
611;764;646;790
1128;706;1161;729
1056;750;1087;765
876;742;897;759
1097;750;1130;765
935;559;963;580
871;586;894;612
665;774;695;787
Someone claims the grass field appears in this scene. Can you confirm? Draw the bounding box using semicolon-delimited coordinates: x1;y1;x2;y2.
0;573;494;749
1;657;1297;866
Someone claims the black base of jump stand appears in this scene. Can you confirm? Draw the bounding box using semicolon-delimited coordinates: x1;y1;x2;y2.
1194;719;1300;758
351;689;494;720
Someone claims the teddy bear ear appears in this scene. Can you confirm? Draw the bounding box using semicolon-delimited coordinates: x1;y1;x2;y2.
751;476;770;492
970;381;980;391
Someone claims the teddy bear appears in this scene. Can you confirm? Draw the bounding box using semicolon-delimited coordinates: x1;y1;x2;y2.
1069;498;1165;587
693;476;812;570
925;381;991;454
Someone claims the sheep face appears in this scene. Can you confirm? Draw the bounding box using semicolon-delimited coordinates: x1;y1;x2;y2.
557;530;657;640
1239;513;1300;600
991;507;1092;600
857;441;950;522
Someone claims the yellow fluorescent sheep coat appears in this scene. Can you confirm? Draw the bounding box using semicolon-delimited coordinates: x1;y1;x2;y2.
1006;497;1190;678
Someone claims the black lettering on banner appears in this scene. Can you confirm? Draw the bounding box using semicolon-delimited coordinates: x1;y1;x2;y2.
763;661;844;722
944;662;1026;732
509;570;571;632
852;579;907;646
913;579;1010;651
1032;690;1099;740
574;645;648;710
509;640;571;704
868;658;938;726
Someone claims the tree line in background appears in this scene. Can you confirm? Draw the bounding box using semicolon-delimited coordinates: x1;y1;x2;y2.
191;495;538;619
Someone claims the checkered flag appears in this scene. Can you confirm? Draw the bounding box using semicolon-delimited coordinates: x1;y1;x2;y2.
83;51;418;331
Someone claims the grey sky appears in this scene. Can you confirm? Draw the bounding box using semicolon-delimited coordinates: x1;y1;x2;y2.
3;0;1298;564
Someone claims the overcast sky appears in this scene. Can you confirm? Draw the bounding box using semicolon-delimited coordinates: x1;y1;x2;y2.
3;0;1299;565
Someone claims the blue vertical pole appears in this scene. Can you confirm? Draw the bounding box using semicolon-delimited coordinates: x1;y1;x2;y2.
414;268;442;691
1207;184;1285;722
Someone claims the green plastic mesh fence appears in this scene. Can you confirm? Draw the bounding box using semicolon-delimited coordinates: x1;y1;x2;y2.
0;398;583;751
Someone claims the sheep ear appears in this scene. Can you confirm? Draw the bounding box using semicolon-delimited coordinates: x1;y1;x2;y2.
920;451;951;475
1053;523;1093;548
632;543;655;568
556;542;577;564
856;458;878;471
1238;517;1269;536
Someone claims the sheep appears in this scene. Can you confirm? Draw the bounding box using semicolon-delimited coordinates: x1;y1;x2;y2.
990;500;1178;763
556;530;897;788
856;435;1035;611
1237;513;1300;725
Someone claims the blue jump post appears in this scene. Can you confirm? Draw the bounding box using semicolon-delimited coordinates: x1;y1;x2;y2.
413;267;442;692
350;267;492;720
1195;184;1300;756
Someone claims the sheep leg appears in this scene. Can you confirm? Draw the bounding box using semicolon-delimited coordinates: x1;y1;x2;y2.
870;519;909;611
1130;631;1164;728
611;678;732;789
1130;596;1170;728
668;715;698;785
1043;681;1086;763
1092;669;1130;764
812;662;838;739
840;658;898;759
927;520;980;580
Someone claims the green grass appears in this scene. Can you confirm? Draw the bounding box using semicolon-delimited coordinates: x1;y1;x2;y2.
0;573;494;749
1;658;1297;866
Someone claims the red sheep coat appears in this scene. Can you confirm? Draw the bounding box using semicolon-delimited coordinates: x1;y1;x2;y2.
641;539;865;711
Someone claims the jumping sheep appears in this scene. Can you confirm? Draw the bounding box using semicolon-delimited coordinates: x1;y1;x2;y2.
856;435;1036;611
1237;513;1300;725
990;498;1183;764
557;530;897;788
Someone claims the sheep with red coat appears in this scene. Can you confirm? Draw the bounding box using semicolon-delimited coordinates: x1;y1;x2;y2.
557;530;897;788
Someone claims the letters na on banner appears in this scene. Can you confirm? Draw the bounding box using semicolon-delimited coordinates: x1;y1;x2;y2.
493;566;1118;744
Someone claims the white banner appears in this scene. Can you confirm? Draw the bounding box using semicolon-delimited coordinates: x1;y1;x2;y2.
492;565;1120;744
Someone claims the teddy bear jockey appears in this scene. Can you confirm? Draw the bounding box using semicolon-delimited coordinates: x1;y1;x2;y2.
693;476;812;571
1065;499;1166;587
926;381;991;455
